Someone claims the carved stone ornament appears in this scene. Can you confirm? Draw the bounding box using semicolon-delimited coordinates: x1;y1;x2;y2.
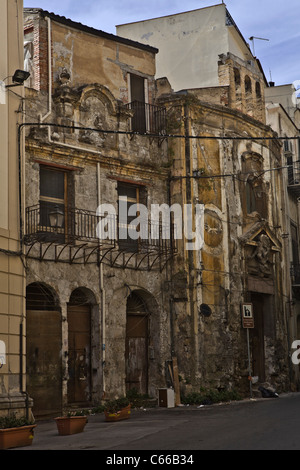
239;222;281;279
251;233;272;275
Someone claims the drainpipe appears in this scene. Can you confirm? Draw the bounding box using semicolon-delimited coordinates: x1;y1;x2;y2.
39;16;52;123
97;163;106;399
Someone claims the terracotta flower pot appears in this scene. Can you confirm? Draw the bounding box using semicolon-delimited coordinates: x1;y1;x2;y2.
54;416;87;435
104;404;131;422
0;424;36;450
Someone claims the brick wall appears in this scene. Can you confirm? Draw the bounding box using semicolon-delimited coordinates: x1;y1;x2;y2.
24;16;50;92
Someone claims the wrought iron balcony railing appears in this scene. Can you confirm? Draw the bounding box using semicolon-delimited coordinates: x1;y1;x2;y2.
287;161;300;186
291;263;300;286
25;204;115;245
24;205;177;255
124;101;167;134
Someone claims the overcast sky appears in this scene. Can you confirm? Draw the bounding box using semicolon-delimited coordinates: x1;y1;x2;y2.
23;0;300;87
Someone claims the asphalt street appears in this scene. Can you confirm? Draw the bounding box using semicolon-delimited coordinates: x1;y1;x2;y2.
10;393;300;453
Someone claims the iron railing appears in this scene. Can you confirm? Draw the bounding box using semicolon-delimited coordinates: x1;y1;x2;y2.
287;161;300;186
291;263;300;285
25;204;115;244
125;101;166;134
25;205;177;254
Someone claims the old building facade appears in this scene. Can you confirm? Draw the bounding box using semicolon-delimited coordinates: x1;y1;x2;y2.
20;5;295;419
120;4;292;394
0;0;28;417
23;9;176;418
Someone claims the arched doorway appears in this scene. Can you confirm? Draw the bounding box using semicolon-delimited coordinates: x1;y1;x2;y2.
125;291;149;394
67;288;92;406
26;283;62;418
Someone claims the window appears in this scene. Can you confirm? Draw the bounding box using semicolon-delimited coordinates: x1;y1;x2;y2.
255;82;261;99
245;76;252;94
291;223;299;266
118;182;147;252
246;180;256;214
234;68;241;87
129;74;146;133
39;167;67;240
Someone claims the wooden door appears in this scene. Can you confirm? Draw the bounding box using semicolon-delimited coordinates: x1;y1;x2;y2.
67;305;91;405
126;294;148;394
130;74;146;133
26;310;62;418
250;294;265;382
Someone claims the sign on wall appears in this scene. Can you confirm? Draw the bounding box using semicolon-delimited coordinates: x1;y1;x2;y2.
241;303;254;329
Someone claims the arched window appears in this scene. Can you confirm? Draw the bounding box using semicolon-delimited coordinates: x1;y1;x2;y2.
255;81;261;98
246;180;256;214
234;68;241;87
245;76;252;94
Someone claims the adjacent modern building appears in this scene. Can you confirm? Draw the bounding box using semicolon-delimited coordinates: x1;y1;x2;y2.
0;0;29;417
117;4;265;93
266;89;300;387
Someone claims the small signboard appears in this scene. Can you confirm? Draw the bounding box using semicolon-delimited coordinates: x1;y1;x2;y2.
242;303;254;329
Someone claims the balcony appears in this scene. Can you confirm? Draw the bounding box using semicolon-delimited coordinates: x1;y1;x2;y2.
291;263;300;300
124;101;167;135
287;161;300;197
291;263;300;286
25;204;115;245
24;205;177;270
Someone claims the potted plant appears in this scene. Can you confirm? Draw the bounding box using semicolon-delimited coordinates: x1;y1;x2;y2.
54;410;88;436
104;397;131;422
0;413;36;450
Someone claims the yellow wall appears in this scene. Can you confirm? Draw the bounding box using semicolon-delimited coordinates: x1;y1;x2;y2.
0;0;27;417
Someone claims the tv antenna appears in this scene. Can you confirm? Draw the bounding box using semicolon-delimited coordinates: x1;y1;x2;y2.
249;36;269;56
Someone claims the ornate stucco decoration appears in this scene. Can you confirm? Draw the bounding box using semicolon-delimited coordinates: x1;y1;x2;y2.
239;222;281;278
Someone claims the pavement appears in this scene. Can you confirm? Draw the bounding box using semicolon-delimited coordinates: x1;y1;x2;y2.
10;394;280;452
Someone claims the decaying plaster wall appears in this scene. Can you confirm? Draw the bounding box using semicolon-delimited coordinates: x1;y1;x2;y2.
159;92;290;394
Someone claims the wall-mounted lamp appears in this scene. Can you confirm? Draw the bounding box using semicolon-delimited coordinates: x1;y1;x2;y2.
49;205;64;229
5;69;30;88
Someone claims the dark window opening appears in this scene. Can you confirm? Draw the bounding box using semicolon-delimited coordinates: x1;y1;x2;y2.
234;68;241;87
245;76;252;94
130;74;146;133
246;180;256;214
118;182;147;252
39;167;67;242
255;82;261;98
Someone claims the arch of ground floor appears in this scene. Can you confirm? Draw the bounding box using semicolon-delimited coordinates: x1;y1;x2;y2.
25;281;166;416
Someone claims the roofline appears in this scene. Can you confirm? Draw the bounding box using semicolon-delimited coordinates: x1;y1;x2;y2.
24;8;159;54
116;3;224;27
266;102;299;132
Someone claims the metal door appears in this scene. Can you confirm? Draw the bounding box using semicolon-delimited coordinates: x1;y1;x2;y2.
67;305;91;404
26;310;62;418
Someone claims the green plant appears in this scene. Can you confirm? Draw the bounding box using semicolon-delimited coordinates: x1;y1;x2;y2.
126;388;153;408
104;397;130;414
181;388;241;406
0;414;34;429
91;404;106;414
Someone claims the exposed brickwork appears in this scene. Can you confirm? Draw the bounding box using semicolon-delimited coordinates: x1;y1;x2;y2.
218;53;266;124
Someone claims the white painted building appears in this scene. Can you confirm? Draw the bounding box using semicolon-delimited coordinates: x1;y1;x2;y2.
117;3;255;91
